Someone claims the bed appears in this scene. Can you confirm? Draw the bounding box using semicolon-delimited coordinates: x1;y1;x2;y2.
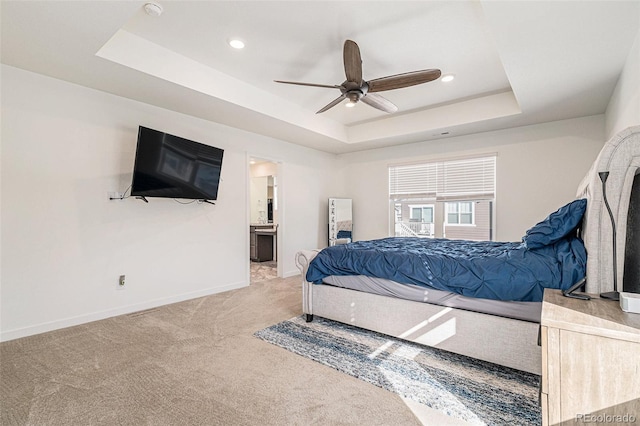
295;126;640;375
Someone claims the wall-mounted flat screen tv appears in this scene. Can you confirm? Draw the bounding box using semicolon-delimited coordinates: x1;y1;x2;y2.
131;126;224;201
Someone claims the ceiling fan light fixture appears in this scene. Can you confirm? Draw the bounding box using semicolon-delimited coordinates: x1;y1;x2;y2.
228;39;245;49
441;74;455;83
345;91;361;106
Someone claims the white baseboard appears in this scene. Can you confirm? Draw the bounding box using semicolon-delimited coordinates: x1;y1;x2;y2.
0;281;248;342
283;270;301;278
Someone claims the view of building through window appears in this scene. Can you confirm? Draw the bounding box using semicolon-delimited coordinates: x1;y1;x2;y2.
389;155;496;241
446;201;473;225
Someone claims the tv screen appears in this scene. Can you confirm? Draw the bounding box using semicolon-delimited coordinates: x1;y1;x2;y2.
131;126;224;201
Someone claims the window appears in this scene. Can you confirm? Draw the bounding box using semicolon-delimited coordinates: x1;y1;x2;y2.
446;202;474;225
389;155;495;241
410;205;434;223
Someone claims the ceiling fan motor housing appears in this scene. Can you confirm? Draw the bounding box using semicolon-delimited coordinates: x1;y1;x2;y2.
341;81;368;103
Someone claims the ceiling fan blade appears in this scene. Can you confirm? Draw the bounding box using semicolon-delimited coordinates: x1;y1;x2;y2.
361;93;398;113
367;69;442;93
343;40;363;84
316;95;345;114
274;80;342;89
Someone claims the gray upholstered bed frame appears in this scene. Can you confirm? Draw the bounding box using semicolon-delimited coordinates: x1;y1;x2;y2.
296;249;542;374
295;126;640;376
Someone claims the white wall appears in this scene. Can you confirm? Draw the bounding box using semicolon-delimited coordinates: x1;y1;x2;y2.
606;28;640;138
0;65;338;341
337;116;606;242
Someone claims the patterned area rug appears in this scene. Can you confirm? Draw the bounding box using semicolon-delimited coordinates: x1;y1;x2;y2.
254;316;541;426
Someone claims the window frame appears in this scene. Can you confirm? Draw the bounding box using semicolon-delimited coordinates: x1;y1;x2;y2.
409;204;434;223
445;201;476;226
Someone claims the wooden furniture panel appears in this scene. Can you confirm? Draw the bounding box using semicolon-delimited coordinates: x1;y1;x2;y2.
545;326;562;424
541;290;640;426
250;225;276;262
559;331;640;421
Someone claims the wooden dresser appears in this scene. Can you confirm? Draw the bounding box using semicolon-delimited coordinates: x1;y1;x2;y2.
540;290;640;425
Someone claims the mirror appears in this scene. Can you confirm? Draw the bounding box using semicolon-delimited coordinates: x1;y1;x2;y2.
329;198;352;246
250;175;276;224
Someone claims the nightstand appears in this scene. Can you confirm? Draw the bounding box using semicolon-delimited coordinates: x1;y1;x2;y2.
540;289;640;425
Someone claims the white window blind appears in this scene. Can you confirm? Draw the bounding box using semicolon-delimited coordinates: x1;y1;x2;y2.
389;155;496;201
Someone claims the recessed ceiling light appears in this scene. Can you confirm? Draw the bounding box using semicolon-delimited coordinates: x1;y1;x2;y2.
441;74;455;83
143;2;163;17
229;39;245;49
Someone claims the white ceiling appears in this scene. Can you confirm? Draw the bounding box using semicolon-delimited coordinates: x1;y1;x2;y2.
2;1;639;153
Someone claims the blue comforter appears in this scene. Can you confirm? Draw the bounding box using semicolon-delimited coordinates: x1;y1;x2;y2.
306;237;587;302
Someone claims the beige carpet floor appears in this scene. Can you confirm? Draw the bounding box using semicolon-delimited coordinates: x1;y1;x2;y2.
0;275;460;425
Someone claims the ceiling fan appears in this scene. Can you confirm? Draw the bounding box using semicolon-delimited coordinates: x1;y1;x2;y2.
275;40;441;114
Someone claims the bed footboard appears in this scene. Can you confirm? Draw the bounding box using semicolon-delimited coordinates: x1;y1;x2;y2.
311;283;540;374
295;250;541;374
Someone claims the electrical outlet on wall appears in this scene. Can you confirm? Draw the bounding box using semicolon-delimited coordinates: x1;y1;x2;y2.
118;275;126;290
